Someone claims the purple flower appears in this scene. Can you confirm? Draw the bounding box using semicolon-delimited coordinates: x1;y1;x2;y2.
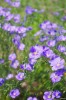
42;49;56;59
25;6;35;15
20;63;34;71
46;40;56;47
10;1;20;8
14;14;20;23
40;21;50;30
0;78;5;86
0;59;4;64
52;12;60;16
52;90;61;99
43;91;61;100
43;91;54;100
27;97;38;100
55;69;66;77
57;45;66;52
29;45;43;59
12;34;20;46
17;43;25;51
61;16;66;21
18;26;27;34
8;53;16;61
6;74;14;80
10;60;19;69
50;72;61;83
9;89;20;98
5;13;14;21
25;63;34;71
49;56;65;71
57;35;66;41
29;58;37;65
15;72;25;81
40;36;49;42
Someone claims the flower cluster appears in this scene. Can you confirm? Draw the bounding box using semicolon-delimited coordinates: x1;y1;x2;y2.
0;0;66;100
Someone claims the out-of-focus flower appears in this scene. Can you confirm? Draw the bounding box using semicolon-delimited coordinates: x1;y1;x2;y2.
9;89;20;98
27;96;38;100
15;72;25;81
50;72;61;83
10;60;19;69
0;78;5;86
8;53;16;61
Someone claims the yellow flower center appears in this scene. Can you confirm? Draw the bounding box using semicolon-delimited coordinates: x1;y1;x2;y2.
33;52;37;55
48;96;51;98
64;72;66;76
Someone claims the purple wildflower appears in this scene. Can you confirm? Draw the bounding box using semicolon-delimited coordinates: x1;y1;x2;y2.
49;56;65;71
43;91;54;100
52;90;61;99
46;40;56;47
17;43;25;51
25;6;35;15
57;45;66;52
15;72;25;81
0;59;4;64
8;53;16;61
29;45;43;59
27;97;38;100
0;78;5;86
50;72;61;83
9;89;20;98
6;74;14;80
10;60;19;69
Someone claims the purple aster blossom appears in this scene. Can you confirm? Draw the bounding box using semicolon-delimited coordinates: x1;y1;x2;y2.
52;12;60;16
9;89;20;98
50;72;61;83
40;21;50;30
27;96;38;100
6;74;14;80
20;64;25;70
10;1;20;8
40;36;49;42
5;13;14;21
12;34;20;46
49;56;65;71
52;90;61;99
43;91;54;100
46;40;56;47
25;63;34;71
4;0;10;3
61;16;66;21
56;35;66;41
42;49;56;59
55;69;66;77
29;58;37;65
14;14;20;23
15;72;25;81
57;45;66;52
9;25;17;32
18;26;27;34
10;60;19;69
8;53;16;61
47;29;57;36
25;6;35;15
26;26;32;31
29;45;43;59
43;46;49;51
0;78;5;86
2;23;11;31
17;43;25;51
0;59;4;64
20;63;34;71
